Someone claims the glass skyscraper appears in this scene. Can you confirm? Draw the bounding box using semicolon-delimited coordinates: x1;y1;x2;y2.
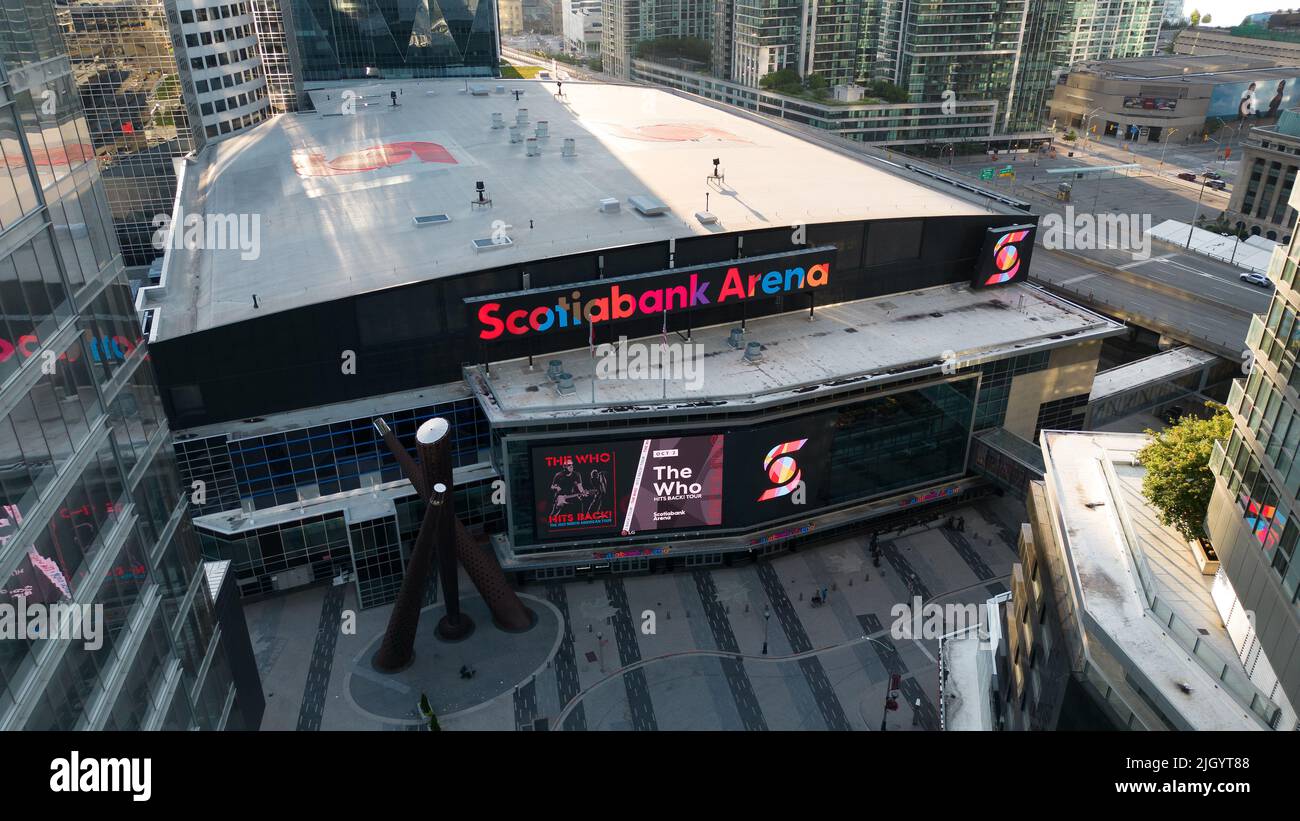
285;0;501;81
1208;194;1300;713
0;4;259;730
57;0;199;270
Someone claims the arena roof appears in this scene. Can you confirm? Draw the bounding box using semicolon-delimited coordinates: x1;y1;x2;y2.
142;78;998;341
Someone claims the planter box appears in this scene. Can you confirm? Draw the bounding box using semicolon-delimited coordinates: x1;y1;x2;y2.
1188;536;1219;575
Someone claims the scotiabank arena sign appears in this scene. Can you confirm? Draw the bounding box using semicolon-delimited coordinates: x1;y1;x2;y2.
467;247;838;342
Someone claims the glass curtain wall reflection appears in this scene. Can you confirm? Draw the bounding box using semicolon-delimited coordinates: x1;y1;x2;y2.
289;0;500;80
0;6;251;730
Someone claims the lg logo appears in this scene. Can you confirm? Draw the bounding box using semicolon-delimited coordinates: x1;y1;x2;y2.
758;439;807;502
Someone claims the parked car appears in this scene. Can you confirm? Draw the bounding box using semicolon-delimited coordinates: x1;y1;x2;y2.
1241;272;1271;287
1206;179;1227;191
1176;172;1198;182
1201;170;1223;181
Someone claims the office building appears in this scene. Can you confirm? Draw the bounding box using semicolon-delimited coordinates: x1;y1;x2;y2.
631;58;1002;148
58;0;199;270
944;431;1292;731
248;0;301;113
171;1;273;141
1227;109;1300;243
0;9;262;730
562;0;602;58
1207;194;1300;713
601;0;712;78
712;0;1167;134
1049;54;1300;144
284;0;501;80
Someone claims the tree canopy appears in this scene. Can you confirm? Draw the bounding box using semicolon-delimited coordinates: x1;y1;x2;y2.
1137;404;1233;541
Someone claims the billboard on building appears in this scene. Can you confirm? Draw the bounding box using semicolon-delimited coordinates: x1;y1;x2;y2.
532;434;724;538
972;224;1036;289
523;376;977;546
1123;96;1177;111
1208;75;1300;120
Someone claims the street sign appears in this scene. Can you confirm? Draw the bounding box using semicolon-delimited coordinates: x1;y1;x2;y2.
996;165;1015;178
979;167;994;181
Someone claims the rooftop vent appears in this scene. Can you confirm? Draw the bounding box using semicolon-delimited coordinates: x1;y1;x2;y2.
516;108;529;126
526;137;541;157
491;112;505;129
495;84;506;94
509;124;522;144
472;236;513;252
412;213;451;227
628;194;669;216
470;84;490;96
598;197;620;214
556;372;576;395
695;211;718;225
743;341;764;363
535;120;549;138
562;138;577;158
727;328;745;349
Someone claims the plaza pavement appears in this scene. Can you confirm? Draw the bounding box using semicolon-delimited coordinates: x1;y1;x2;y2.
246;496;1025;731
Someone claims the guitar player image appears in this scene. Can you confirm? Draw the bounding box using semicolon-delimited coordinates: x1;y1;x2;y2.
548;460;591;518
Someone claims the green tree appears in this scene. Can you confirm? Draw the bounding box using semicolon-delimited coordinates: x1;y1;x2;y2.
1137;404;1233;541
1190;9;1201;26
1202;14;1211;25
866;80;909;103
759;68;802;93
418;692;441;731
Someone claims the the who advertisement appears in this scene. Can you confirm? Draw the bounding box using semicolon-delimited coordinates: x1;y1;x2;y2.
532;434;724;539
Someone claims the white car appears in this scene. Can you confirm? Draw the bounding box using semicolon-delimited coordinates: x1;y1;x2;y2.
1240;272;1271;287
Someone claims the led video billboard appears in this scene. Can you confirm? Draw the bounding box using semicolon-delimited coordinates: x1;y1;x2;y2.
532;434;724;539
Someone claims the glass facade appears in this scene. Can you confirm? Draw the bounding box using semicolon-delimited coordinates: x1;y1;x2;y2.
287;0;500;80
194;480;503;604
0;12;250;730
58;0;199;269
176;393;489;515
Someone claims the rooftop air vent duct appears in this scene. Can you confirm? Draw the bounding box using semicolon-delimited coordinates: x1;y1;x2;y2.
727;328;744;349
562;138;576;158
743;342;764;363
491;112;504;129
628;194;669;216
547;360;564;381
556;373;575;395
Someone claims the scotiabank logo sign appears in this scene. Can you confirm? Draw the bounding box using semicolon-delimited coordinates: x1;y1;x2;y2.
758;439;807;501
468;248;837;342
972;223;1035;289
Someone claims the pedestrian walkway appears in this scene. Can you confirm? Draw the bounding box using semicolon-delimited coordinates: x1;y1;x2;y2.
245;500;1024;730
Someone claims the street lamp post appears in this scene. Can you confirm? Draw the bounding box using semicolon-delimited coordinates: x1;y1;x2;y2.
1159;127;1178;166
597;632;605;673
1186;179;1209;248
1082;106;1104;149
